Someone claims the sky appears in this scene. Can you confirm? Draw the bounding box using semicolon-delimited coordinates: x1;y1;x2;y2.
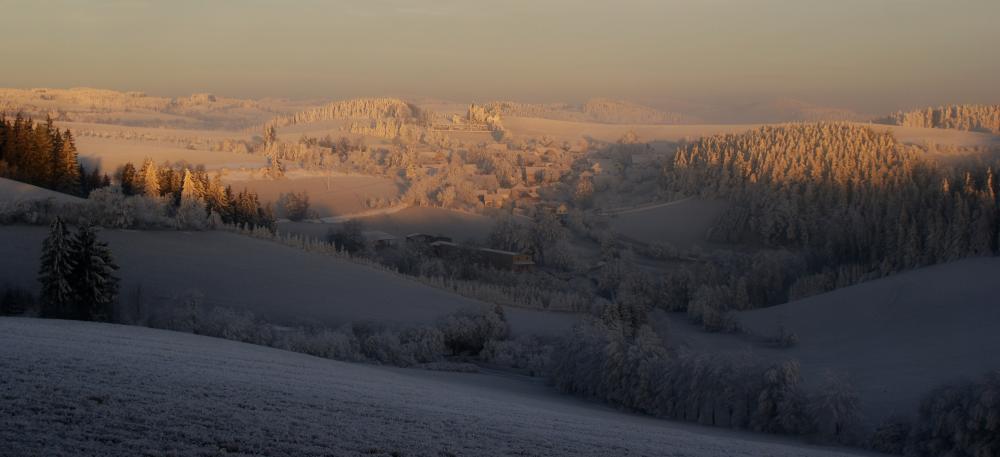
0;0;998;113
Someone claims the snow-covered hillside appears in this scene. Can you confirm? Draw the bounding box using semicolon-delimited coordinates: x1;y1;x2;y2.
737;257;1000;422
0;225;575;336
0;318;875;457
0;177;86;204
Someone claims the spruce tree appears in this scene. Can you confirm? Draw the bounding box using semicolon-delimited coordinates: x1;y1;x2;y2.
138;158;160;196
69;225;119;321
38;217;75;318
119;162;138;195
58;130;82;195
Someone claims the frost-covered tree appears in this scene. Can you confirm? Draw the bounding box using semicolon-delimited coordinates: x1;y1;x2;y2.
119;162;138;195
179;168;201;205
263;124;278;146
279;191;310;221
68;225;119;321
808;372;863;443
487;213;526;252
38;217;75;318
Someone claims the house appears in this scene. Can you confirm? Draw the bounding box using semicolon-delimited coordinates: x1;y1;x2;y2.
538;201;569;217
523;166;549;185
430;240;463;257
362;231;398;249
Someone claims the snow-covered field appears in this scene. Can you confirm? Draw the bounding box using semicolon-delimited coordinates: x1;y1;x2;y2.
0;225;575;336
280;207;496;243
0;317;876;457
225;175;402;218
74;136;266;172
608;197;728;249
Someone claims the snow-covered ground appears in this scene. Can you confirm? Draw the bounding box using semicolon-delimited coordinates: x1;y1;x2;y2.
608;197;728;249
280;206;496;244
224;175;402;218
0;317;877;457
0;177;86;204
0;225;576;336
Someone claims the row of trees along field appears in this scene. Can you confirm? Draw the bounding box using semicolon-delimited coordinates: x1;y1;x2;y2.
115;159;275;229
881;104;1000;134
664;123;999;308
0;114;110;195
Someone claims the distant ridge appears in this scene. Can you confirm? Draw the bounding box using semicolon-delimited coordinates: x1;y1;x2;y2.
481;98;697;124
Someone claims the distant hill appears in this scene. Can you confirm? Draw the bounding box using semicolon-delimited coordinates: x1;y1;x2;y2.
638;96;870;124
0;87;318;130
482;98;697;124
703;98;869;124
879;104;1000;134
259;97;429;130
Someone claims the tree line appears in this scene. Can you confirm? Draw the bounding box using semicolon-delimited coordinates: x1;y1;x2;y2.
550;304;862;443
114;159;275;230
0;113;110;196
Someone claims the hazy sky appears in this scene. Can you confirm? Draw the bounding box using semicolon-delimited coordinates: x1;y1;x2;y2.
1;0;998;112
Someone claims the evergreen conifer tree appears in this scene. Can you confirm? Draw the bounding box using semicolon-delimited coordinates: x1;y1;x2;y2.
68;225;119;321
38;217;75;318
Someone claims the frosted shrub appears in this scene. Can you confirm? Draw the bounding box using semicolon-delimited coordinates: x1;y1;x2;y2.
550;317;820;437
437;305;509;355
88;186;132;228
198;306;267;344
808;372;864;444
360;330;409;366
905;371;1000;457
399;326;446;364
175;199;208;230
280;327;362;361
482;335;553;376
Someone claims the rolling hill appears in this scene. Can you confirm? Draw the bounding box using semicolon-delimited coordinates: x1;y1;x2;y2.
0;225;574;336
658;257;1000;425
0;317;875;457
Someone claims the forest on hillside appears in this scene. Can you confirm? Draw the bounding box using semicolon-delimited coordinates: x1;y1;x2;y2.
881;104;1000;134
661;123;999;319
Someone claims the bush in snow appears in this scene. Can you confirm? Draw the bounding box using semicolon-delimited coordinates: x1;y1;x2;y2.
904;370;1000;457
278;191;311;221
867;416;911;455
437;304;509;355
549;314;827;438
481;335;554;376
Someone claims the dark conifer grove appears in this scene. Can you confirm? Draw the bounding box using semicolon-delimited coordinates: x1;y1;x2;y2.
0;113;110;196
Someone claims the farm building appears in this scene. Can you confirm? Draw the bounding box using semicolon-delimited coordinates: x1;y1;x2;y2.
362;231;398;249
